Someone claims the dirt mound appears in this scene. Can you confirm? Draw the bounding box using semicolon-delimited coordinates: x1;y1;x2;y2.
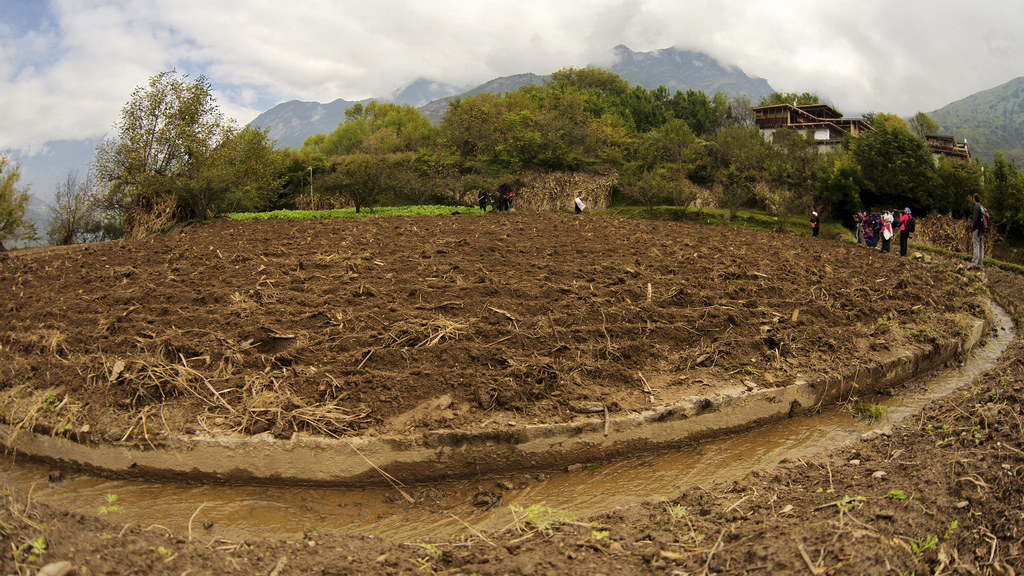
1;213;981;445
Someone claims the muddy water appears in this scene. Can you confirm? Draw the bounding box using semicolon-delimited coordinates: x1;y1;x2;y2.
2;308;1013;545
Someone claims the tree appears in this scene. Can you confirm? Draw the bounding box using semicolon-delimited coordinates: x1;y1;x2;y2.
814;155;866;226
908;112;940;139
94;70;229;236
669;89;718;137
862;112;907;130
316;154;393;213
0;153;38;251
933;157;983;217
988;151;1024;238
758;92;820;106
175;126;286;219
46;171;106;245
851;124;937;211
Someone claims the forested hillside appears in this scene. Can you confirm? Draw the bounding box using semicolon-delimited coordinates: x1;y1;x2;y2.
931;76;1024;165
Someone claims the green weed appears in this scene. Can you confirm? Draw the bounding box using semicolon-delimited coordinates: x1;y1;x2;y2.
910;534;938;557
97;493;122;515
853;402;886;423
886;489;907;500
510;503;575;532
22;536;46;562
944;520;958;539
41;391;60;411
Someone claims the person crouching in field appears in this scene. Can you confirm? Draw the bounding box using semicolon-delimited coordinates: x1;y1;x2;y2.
574;191;586;214
478;189;489;211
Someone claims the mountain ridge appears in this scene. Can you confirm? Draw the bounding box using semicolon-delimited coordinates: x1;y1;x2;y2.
929;76;1024;166
249;45;777;149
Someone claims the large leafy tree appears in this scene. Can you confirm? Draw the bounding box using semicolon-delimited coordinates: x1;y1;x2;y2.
0;153;38;251
989;151;1024;237
851;124;938;211
316;154;393;213
815;154;866;225
176;126;288;219
933;157;983;217
908;112;940;138
94;70;230;236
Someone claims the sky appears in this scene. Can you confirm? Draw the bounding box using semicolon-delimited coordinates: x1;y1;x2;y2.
2;0;1024;163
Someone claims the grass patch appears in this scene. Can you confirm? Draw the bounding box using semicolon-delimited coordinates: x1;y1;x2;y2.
227;205;484;221
852;401;887;423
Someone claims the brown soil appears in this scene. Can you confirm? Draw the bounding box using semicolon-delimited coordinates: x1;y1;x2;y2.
3;213;1021;575
0;214;979;441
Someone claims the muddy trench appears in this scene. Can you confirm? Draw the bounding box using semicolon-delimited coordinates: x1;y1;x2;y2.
1;305;1012;545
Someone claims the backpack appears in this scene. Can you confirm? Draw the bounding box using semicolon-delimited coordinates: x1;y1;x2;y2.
905;216;916;233
982;207;992;234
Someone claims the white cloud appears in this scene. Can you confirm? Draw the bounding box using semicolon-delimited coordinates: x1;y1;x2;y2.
2;0;1023;156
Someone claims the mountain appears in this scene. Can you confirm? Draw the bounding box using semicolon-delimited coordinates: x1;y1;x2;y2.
249;97;372;150
417;73;547;124
606;45;775;102
250;46;777;149
929;76;1024;165
390;77;462;107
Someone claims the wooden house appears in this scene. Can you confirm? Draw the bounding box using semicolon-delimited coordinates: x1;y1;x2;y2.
924;134;971;162
753;103;872;151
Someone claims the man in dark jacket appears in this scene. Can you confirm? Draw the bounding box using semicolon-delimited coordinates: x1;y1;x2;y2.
970;193;986;270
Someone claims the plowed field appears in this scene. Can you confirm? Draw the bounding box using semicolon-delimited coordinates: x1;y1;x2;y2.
1;213;979;440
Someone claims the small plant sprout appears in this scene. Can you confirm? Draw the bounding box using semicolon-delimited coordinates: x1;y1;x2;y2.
944;520;958;539
886;489;907;500
591;529;610;541
25;536;47;562
910;534;938;558
667;504;688;519
837;495;866;511
41;390;61;411
97;493;122;515
150;545;173;557
419;543;441;557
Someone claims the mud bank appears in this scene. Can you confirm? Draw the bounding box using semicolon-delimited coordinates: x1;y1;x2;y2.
1;305;992;486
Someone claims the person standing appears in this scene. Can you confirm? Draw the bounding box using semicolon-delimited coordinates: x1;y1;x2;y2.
898;207;913;257
574;191;586;214
810;211;820;237
970;193;987;269
880;210;894;253
495;183;511;212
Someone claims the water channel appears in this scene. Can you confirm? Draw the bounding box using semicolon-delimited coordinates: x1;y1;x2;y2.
1;307;1013;544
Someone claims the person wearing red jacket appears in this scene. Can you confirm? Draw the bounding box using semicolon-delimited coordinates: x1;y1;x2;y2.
898;207;913;257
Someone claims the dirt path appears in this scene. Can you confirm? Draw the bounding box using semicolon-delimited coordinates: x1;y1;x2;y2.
2;214;1019;575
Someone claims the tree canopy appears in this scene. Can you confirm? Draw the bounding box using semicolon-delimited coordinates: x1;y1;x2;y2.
78;66;1022;246
94;70;281;237
0;153;37;250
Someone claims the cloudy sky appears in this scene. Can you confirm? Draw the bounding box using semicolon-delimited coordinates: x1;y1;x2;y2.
2;0;1023;158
